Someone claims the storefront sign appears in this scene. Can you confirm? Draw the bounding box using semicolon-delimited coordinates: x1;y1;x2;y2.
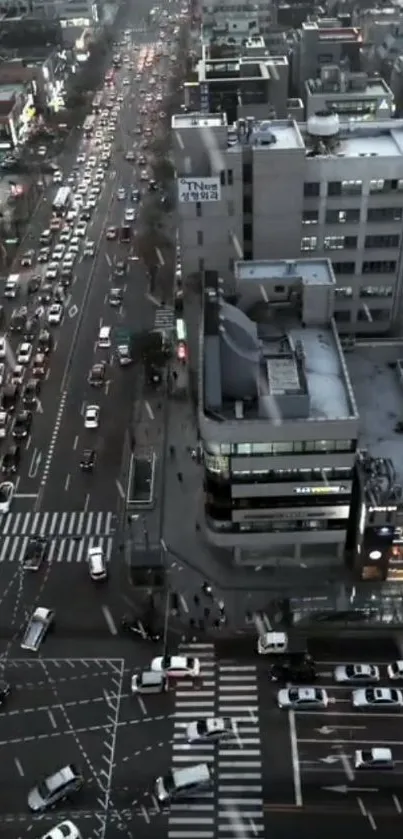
178;177;221;203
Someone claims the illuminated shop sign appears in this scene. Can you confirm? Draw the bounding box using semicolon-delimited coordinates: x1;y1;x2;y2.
294;485;348;495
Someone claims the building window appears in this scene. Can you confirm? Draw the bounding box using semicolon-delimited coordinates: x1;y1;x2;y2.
227;169;233;186
231;439;355;455
358;308;390;322
325;209;360;224
304;181;320;197
243;195;252;213
220;171;225;186
243;163;252;183
302;210;319;225
197;230;204;246
244;249;252;260
391;179;403;191
228;257;234;272
365;234;400;249
363;260;397;274
334;310;351;322
198;257;205;272
359;286;393;298
324;236;357;250
331;180;362;196
367;207;402;223
301;236;317;251
196;202;202;218
228;200;234;216
369;179;386;193
332;261;355;275
335;287;353;298
243;222;252;241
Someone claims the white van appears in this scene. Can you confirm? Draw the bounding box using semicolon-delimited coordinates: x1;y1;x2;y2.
155;764;212;805
257;631;288;655
4;274;19;299
98;325;111;348
131;671;167;695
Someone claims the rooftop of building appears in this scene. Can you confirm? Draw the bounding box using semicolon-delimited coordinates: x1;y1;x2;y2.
346;343;403;498
202;262;357;425
302;20;362;41
198;54;288;82
306;71;392;98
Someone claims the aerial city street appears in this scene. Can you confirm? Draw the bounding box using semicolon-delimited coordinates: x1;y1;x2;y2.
1;0;403;838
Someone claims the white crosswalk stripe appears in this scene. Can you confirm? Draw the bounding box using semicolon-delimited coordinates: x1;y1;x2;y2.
0;511;114;538
169;644;265;838
0;536;113;563
217;664;264;837
0;535;114;564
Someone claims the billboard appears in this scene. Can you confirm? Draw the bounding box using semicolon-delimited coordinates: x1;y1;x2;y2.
178;177;221;203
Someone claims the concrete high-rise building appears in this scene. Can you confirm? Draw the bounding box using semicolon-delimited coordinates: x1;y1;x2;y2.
173;111;403;337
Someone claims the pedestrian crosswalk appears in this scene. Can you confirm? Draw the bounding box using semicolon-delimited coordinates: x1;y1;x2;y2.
169;643;264;839
0;511;114;538
0;535;113;564
154;305;175;332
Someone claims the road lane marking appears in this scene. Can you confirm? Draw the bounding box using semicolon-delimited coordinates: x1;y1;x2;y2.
14;758;24;776
116;480;125;499
73;435;79;450
145;400;154;420
288;711;302;806
141;804;150;823
102;605;117;635
137;696;147;715
47;710;57;729
393;795;402;813
64;474;70;492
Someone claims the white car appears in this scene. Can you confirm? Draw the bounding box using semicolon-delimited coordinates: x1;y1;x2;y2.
52;246;65;261
151;655;200;679
0;338;5;359
187;717;236;743
88;547;107;581
124;208;135;222
46;262;59;280
76;222;87;237
83;240;95;257
334;664;380;684
17;342;33;365
84;405;100;429
277;687;329;710
0;481;14;513
77;183;88;195
47;304;63;325
76;153;86;163
0;411;7;438
40;821;82;839
354;747;394;770
68;237;80;254
59;228;71;243
140;169;148;181
352;687;403;709
387;661;403;680
0;364;5;386
117;188;126;200
88;156;97;167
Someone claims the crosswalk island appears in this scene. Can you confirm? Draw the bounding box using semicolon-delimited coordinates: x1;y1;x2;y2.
0;511;115;563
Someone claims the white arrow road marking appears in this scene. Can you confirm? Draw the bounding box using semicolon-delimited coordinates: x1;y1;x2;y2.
69;304;78;318
28;450;42;479
316;726;367;734
36;400;44;414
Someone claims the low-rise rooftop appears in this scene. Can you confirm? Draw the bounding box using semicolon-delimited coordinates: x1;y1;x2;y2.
172;113;227;129
202;263;357;425
346;344;403;490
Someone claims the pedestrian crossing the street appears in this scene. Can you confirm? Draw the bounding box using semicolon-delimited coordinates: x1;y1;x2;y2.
0;534;113;564
0;511;114;538
169;643;264;839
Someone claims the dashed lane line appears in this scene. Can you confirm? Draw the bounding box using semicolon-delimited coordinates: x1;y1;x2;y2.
0;714;175;745
2;807;166;824
13;669;133;689
0;692;132;717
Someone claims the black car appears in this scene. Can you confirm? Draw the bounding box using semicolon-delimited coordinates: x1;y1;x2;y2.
23;379;40;409
38;329;53;354
10;307;27;333
80;449;96;471
12;411;32;439
23;538;48;571
39;284;53;303
27;275;41;294
24;320;38;342
108;288;123;307
1;384;19;413
0;680;11;706
88;362;106;387
2;444;21;474
269;653;317;685
80;209;92;222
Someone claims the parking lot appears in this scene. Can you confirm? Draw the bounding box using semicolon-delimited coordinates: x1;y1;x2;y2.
0;656;177;838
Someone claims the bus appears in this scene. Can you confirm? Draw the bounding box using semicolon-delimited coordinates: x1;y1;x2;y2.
52;187;72;217
91;91;103;112
83;115;96;137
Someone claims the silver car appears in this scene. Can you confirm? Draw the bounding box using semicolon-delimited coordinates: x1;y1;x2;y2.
28;765;83;812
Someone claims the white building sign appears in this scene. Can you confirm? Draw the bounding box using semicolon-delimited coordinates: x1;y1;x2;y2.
178;177;221;203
